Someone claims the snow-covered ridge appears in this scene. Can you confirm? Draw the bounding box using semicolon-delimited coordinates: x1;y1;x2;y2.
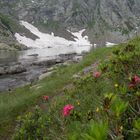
15;21;92;54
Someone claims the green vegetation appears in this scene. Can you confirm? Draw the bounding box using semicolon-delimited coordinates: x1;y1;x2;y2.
39;20;60;31
0;13;19;33
1;37;140;139
87;20;96;29
0;13;35;37
0;47;112;137
0;13;12;31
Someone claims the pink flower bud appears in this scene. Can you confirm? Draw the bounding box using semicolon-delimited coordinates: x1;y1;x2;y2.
94;72;101;78
63;104;74;117
43;96;49;101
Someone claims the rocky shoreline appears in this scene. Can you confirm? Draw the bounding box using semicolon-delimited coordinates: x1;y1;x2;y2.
0;53;83;92
0;42;27;51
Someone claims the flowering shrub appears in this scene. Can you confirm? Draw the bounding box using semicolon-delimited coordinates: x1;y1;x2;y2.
13;40;140;140
12;106;47;140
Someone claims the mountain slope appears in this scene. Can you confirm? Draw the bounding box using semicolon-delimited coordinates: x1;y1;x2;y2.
0;0;140;46
0;13;39;50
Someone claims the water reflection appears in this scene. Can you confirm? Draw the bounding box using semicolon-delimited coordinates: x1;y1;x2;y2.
0;51;19;66
0;44;91;66
0;45;91;91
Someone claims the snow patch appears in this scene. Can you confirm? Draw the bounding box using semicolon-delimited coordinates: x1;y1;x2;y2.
106;42;117;47
15;21;92;54
94;44;97;48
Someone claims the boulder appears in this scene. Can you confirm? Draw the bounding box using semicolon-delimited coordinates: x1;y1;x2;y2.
32;59;63;66
7;65;26;74
28;54;39;57
0;42;27;51
0;64;26;75
10;43;27;50
0;43;16;51
72;56;83;62
39;71;53;80
59;53;77;60
0;67;5;75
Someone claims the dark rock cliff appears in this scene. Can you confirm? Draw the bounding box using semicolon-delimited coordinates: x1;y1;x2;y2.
0;0;140;46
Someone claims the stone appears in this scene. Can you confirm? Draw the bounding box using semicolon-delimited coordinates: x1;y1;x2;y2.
73;56;83;62
39;71;53;80
28;54;39;57
11;43;27;50
0;67;5;75
0;43;16;51
32;59;63;66
0;64;26;75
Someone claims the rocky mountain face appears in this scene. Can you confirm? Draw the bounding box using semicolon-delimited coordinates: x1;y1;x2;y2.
0;0;140;47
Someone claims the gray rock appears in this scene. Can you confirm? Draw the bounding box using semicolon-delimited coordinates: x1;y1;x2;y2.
39;71;53;80
32;59;63;66
59;53;77;60
0;42;27;51
0;65;26;75
28;54;39;57
0;67;5;75
0;43;16;51
10;43;27;50
0;0;140;45
73;56;83;62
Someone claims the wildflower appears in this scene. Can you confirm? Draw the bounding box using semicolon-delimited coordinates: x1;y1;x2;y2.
128;75;140;88
96;107;99;112
114;84;119;88
133;75;140;83
94;71;101;78
43;96;49;101
120;126;123;131
77;101;80;106
63;104;74;117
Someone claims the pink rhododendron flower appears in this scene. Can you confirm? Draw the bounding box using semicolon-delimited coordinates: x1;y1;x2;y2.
133;75;140;83
94;72;101;78
43;96;49;101
128;75;140;88
63;104;74;117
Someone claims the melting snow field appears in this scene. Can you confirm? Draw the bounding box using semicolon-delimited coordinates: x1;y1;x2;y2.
15;21;92;57
106;42;117;47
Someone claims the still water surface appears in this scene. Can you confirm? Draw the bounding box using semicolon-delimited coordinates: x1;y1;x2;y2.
0;45;91;92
